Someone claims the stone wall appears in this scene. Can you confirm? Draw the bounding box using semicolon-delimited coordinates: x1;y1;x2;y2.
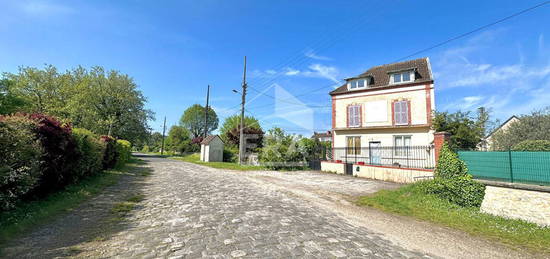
481;186;550;227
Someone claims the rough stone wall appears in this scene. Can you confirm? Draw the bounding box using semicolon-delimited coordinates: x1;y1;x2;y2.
481;186;550;227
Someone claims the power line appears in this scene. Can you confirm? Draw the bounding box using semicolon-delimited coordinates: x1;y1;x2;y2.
393;1;550;62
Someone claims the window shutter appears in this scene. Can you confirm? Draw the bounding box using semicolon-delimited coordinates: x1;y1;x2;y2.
394;101;409;125
394;101;401;125
401;101;409;125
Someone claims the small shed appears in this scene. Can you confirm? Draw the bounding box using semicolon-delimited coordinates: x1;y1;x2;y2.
200;135;224;162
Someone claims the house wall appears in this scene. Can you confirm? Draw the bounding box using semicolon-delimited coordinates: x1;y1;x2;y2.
332;127;433;148
333;84;434;129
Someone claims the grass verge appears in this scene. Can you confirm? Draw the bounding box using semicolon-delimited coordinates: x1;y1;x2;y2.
110;194;145;221
357;183;550;254
170;153;267;171
0;159;140;245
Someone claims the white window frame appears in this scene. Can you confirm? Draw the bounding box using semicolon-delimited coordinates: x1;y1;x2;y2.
348;78;367;90
390;71;414;84
393;100;409;125
393;135;411;157
347;104;361;128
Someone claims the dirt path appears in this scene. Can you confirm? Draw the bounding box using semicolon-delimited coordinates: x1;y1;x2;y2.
1;155;543;258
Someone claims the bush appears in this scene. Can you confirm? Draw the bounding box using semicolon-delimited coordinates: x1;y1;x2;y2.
72;128;104;180
141;145;150;153
25;114;80;196
511;140;550;151
100;136;117;169
115;139;132;168
0;118;42;211
417;176;486;207
259;128;309;170
223;146;238;162
435;143;468;179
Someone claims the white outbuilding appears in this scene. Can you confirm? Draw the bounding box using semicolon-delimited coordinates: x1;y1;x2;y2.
200;135;224;162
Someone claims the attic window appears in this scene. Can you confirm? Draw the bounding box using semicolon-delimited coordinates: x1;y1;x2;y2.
349;78;367;90
390;70;414;84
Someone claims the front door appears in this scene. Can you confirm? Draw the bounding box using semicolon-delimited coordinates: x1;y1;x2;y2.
369;142;381;165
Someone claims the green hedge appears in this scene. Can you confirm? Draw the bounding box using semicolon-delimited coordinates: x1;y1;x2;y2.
73;128;105;179
115;139;132;168
0;113;133;212
512;140;550;151
417;176;486;207
0;118;43;211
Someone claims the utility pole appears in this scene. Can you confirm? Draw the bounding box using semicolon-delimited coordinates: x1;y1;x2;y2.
204;85;210;138
238;56;247;165
160;116;166;155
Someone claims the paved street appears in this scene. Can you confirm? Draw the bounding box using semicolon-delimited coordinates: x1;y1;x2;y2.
2;155;531;258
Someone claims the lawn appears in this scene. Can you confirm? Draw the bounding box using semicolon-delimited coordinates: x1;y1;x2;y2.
170;153;267;171
0;158;141;246
357;183;550;254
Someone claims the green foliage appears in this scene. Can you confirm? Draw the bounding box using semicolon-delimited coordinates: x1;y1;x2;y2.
0;118;42;211
219;115;262;146
492;108;550;150
258;128;311;170
434;143;468;179
141;145;150;153
72;128;104;180
0;78;26;115
165;125;191;154
180;104;218;138
511;140;550;151
223;146;238;162
115;140;132;168
432;108;494;150
100;136;118;169
3;65;154;143
417;176;486;207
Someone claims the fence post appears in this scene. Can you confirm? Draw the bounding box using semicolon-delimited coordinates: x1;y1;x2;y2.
508;149;514;183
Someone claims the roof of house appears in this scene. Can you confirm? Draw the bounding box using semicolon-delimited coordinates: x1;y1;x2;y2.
329;57;433;96
486;115;519;138
201;135;222;145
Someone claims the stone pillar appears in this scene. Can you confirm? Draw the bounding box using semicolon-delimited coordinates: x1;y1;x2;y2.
434;132;451;165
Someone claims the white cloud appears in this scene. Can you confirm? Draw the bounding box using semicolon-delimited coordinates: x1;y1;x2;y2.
304;49;332;61
251;64;342;84
284;67;300;76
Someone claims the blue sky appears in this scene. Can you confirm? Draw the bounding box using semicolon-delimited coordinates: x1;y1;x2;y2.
1;0;549;135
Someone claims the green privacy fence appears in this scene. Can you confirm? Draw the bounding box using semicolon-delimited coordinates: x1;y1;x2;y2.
457;151;550;185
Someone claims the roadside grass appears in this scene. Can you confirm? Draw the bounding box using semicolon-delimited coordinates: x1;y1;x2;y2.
0;158;143;246
170;153;268;171
357;183;550;254
110;194;145;221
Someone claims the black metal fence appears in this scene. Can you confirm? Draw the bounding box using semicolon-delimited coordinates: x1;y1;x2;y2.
327;146;435;170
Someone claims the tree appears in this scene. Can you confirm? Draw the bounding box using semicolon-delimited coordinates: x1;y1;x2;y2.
165;126;191;154
3;65;154;143
180;104;218;138
492;107;550;150
258;128;311;169
219;114;262;145
0;78;26;114
432;108;492;150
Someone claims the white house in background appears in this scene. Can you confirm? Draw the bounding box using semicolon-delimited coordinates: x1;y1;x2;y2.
200;135;224;162
311;131;332;142
329;58;436;165
479;115;520;151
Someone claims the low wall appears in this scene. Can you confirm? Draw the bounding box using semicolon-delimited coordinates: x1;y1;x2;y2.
320;161;345;174
354;165;434;184
481;185;550;227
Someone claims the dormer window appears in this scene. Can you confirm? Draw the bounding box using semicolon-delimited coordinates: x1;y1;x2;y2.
349;79;366;89
390;70;414;84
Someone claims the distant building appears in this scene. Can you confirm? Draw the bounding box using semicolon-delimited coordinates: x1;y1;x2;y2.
200;135;224;162
311;131;332;142
479;115;520;151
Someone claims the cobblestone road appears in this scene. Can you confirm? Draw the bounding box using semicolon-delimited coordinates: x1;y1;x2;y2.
4;155;433;258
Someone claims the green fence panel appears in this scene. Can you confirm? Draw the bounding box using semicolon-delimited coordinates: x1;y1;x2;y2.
458;151;511;182
510;152;550;184
458;151;550;185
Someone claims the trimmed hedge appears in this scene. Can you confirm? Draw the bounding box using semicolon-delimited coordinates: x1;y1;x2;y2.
73;128;105;179
0;113;133;212
115;139;132;168
417;176;486;207
512;140;550;151
435;143;468;179
0;117;42;210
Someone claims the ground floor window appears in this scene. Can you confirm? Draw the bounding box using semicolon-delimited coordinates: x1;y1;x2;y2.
346;136;361;155
394;135;411;156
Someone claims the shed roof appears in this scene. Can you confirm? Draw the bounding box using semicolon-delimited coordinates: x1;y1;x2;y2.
201;135;222;145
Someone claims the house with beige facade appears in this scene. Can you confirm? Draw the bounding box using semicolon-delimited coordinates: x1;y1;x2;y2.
326;58;436;174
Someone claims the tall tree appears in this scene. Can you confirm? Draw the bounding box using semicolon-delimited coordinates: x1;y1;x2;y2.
0;78;26;114
180;104;218;138
165;125;191;153
219;114;262;146
432;108;492;150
